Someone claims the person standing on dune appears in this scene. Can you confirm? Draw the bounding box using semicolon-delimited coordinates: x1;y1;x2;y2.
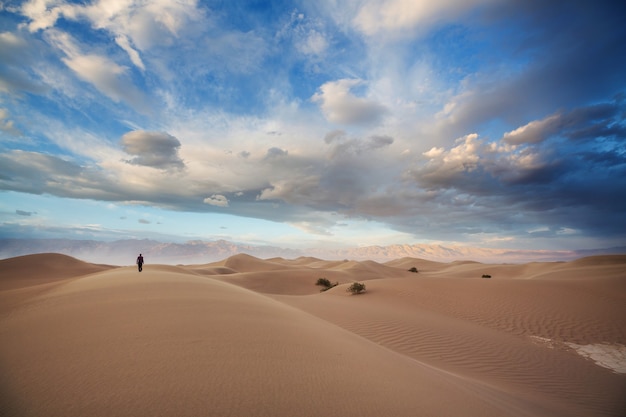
136;253;144;272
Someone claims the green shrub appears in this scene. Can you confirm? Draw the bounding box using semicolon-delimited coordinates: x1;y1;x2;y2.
316;277;338;292
408;267;418;273
346;282;366;295
316;277;332;287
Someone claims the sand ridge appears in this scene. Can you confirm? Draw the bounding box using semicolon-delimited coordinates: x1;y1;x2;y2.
1;253;625;416
0;253;114;291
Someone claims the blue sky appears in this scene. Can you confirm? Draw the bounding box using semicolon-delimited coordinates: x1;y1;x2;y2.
1;0;625;252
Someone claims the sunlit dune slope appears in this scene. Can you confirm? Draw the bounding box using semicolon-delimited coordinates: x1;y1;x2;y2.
383;256;449;272
1;253;624;417
0;253;118;315
206;254;413;295
0;253;115;291
276;255;626;417
1;260;533;417
211;253;294;272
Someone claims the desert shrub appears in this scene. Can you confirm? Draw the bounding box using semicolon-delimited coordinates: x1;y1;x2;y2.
346;282;366;295
482;274;492;278
408;267;418;273
316;277;332;287
316;277;338;292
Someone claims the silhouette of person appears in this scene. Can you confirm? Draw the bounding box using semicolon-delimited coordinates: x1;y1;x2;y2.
137;253;144;272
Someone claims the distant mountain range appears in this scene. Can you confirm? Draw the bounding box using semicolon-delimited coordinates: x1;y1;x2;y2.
1;238;625;265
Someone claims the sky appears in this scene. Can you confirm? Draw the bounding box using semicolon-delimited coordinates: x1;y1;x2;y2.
0;0;625;253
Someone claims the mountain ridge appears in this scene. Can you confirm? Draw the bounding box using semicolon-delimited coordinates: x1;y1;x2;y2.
1;238;624;266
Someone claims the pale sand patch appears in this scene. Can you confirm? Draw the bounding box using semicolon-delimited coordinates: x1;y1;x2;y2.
529;336;560;349
565;343;626;374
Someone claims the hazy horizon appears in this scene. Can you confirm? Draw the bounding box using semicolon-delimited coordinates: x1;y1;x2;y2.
2;236;625;267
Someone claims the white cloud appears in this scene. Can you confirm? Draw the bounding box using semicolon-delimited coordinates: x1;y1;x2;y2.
312;79;387;125
20;0;202;49
45;30;149;112
64;54;123;92
412;130;561;190
19;0;203;83
204;194;229;207
302;30;328;55
423;147;444;158
286;220;333;236
20;0;68;32
115;35;145;71
503;114;562;145
416;133;481;187
277;10;329;58
352;0;496;37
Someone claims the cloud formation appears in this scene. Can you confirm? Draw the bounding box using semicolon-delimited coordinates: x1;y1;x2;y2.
121;131;185;171
312;79;388;126
20;0;201;50
45;29;150;113
352;0;495;37
404;100;626;240
1;0;624;252
204;194;229;208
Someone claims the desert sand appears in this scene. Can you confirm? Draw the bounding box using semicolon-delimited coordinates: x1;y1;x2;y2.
0;253;625;417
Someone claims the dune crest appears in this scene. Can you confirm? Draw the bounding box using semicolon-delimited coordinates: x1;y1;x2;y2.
1;253;625;417
0;253;115;290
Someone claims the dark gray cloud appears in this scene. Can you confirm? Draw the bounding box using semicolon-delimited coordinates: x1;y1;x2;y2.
324;129;346;144
436;0;626;140
404;98;626;241
264;147;288;159
0;150;163;202
15;210;34;216
257;132;398;214
325;131;394;159
121;131;185;170
0;150;83;193
503;102;624;146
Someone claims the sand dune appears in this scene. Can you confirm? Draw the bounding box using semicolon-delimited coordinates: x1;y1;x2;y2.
0;253;114;291
1;253;625;417
0;253;116;316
